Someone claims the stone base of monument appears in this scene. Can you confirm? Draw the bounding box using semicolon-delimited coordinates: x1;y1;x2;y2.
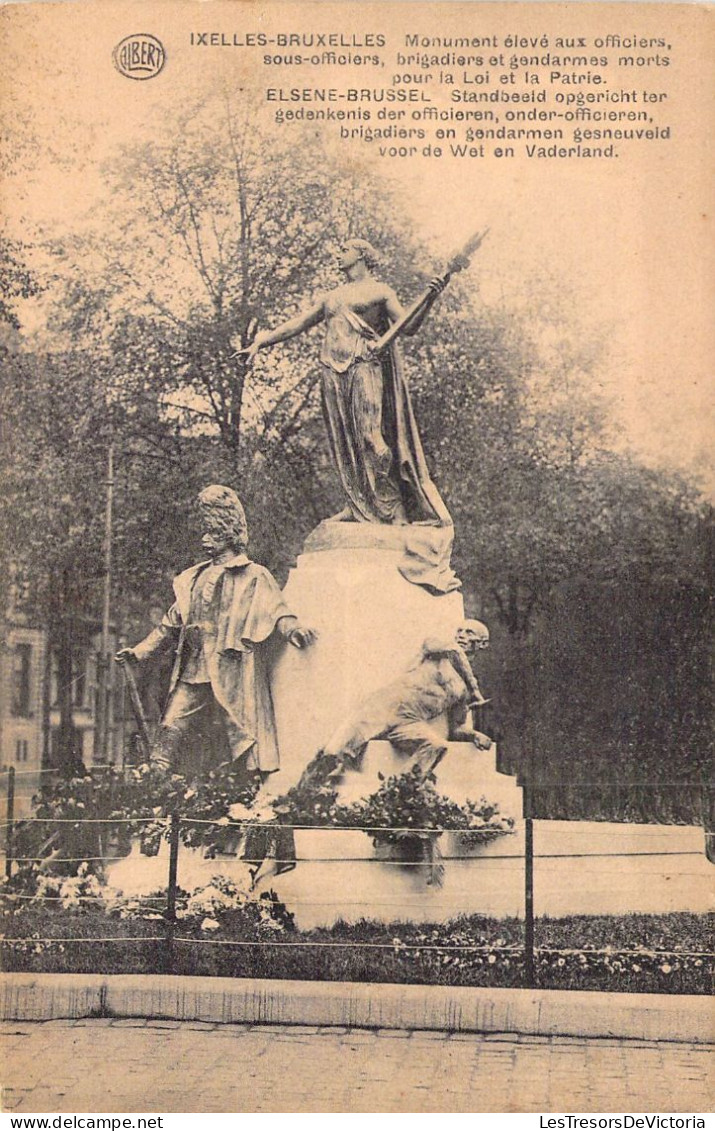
269;541;464;791
272;819;713;930
267;736;519;927
264;738;524;927
104;817;713;925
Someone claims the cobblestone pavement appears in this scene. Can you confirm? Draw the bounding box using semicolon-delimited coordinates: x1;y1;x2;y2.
1;1021;712;1113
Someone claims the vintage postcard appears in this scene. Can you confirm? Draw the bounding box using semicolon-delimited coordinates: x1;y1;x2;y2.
0;0;712;1116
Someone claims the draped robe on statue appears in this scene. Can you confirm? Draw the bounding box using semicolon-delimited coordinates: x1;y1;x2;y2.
133;554;293;773
317;297;460;595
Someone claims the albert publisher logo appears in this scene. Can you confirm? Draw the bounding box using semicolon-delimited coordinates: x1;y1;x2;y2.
113;34;166;80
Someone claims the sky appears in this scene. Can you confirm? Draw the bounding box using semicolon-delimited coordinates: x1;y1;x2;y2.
2;0;712;495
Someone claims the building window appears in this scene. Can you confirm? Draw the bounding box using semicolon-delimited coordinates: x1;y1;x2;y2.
73;653;87;710
15;739;29;763
50;650;92;713
11;643;33;717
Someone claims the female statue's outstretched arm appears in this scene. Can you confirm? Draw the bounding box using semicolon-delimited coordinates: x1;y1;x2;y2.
237;299;325;362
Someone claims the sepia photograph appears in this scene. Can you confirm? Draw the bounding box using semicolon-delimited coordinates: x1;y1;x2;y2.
0;0;712;1116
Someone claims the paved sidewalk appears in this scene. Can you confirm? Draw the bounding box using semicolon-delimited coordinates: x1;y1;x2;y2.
1;1020;712;1113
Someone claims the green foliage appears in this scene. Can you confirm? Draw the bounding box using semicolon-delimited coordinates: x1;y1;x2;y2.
0;349;110;615
274;766;514;848
104;875;295;937
12;762;261;881
0;236;41;328
336;769;514;847
490;570;712;815
272;773;342;828
3;94;432;613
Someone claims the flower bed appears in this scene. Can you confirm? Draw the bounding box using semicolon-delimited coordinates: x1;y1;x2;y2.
1;879;710;996
16;763;513;867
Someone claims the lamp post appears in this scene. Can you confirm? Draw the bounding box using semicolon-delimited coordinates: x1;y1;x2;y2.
94;441;114;764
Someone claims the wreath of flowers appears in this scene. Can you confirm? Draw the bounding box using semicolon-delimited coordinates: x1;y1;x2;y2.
274;765;514;848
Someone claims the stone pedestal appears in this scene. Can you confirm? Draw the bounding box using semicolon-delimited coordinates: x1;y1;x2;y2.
105;816;713;927
270;738;524;929
270;543;464;790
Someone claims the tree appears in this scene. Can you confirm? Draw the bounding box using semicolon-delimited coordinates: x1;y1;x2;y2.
40;89;433;581
0;92;438;776
0;237;40;329
51;90;419;468
0;347;111;772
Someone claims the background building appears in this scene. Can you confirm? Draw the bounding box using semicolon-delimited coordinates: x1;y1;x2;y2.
0;598;125;817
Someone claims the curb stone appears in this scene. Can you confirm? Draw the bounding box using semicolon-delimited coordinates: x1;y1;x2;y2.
1;973;712;1044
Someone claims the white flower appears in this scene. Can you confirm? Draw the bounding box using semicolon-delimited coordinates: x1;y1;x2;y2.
252;802;278;821
228;802;254;821
261;918;284;932
229;791;276;823
660;963;672;974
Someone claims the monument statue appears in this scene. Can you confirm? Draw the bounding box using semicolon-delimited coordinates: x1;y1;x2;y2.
115;485;316;776
300;619;493;788
239;238;449;529
237;234;486;593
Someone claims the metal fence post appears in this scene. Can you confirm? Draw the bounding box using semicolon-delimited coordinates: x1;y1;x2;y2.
523;776;535;988
165;813;180;972
5;766;15;880
702;775;715;865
